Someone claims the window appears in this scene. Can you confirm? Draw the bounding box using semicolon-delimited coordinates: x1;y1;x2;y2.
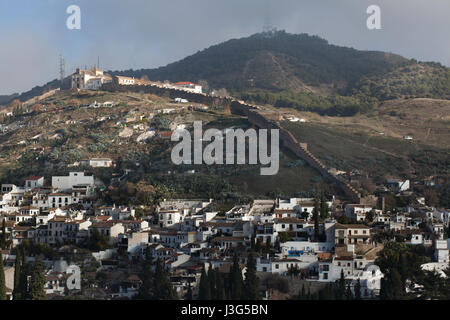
324;273;328;280
275;264;279;269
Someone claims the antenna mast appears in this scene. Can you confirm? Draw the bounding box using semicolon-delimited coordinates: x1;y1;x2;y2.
263;0;276;35
59;54;66;83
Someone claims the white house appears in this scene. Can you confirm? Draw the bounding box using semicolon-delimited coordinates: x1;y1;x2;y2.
345;204;373;222
24;176;44;190
173;82;202;94
80;158;113;168
386;179;410;192
71;67;113;90
52;172;94;192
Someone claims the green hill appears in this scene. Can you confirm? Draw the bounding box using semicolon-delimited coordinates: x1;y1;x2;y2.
110;30;449;116
112;30;408;93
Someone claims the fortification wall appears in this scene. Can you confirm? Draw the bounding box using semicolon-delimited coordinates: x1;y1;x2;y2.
104;83;361;202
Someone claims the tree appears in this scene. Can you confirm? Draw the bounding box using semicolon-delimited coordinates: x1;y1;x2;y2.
243;253;261;300
185;283;193;300
354;279;361;300
313;196;320;241
265;237;271;253
301;208;309;220
345;283;353;300
380;269;403;300
215;269;226;300
254;238;262;253
136;247;153;299
320;193;329;219
198;266;211;300
13;251;21;300
29;256;46;300
18;251;30;300
298;284;306;300
86;228;111;251
152;259;177;300
229;254;243;299
207;264;216;299
338;269;346;299
1;219;6;248
0;252;6;300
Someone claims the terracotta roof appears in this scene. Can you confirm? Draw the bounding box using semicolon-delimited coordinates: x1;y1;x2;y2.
25;176;43;181
174;82;195;86
276;218;305;223
213;236;245;242
335;223;370;230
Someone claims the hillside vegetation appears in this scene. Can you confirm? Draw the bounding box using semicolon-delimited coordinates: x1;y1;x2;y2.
109;31;449;116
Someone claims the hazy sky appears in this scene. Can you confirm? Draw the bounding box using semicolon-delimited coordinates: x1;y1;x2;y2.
0;0;449;95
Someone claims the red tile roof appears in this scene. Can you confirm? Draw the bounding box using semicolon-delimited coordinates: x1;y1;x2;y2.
25;176;43;181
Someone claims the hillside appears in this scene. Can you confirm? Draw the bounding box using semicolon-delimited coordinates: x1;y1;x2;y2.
0;90;326;199
109;30;449;117
111;31;408;94
5;31;448;116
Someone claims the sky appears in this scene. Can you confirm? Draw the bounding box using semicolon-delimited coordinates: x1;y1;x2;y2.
0;0;449;95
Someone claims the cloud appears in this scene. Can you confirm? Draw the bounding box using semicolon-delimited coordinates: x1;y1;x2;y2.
0;0;449;94
0;29;59;95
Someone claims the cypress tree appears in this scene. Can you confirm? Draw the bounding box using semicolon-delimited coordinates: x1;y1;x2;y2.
1;219;6;248
13;251;21;300
355;278;361;300
338;269;346;299
215;269;226;300
198;266;211;300
136;247;153;299
244;253;260;300
185;283;193;300
313;196;320;241
229;254;243;299
0;252;6;300
152;259;177;300
29;256;46;300
346;283;353;300
19;261;30;300
320;194;329;219
207;264;216;299
265;237;271;253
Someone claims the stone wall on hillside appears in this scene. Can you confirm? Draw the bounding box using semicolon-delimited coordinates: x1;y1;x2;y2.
103;83;361;202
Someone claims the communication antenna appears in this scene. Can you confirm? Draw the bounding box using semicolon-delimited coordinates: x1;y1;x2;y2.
59;54;66;83
262;0;276;36
98;56;100;69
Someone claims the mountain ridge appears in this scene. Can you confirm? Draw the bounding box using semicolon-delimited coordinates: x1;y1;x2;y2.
3;30;449;114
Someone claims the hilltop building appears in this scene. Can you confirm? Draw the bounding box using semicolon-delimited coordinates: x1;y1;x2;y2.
71;67;113;90
173;82;203;94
